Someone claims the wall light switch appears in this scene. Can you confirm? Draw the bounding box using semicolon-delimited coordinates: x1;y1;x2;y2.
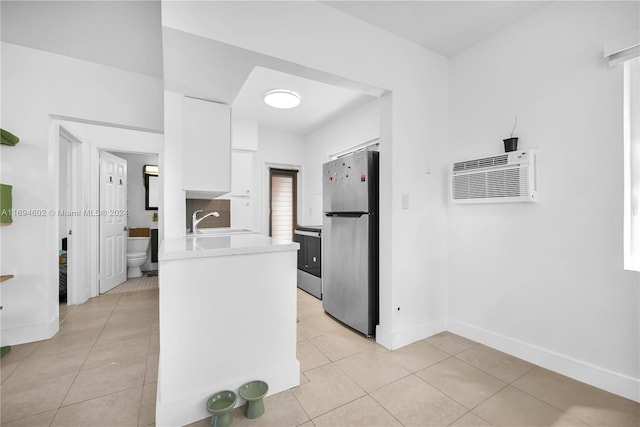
401;194;409;210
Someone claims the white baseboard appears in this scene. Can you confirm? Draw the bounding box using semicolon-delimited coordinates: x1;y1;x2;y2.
376;318;446;350
1;316;59;346
447;319;640;403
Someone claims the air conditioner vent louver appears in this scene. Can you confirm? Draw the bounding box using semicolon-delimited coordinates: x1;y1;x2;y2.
451;150;537;204
453;154;508;172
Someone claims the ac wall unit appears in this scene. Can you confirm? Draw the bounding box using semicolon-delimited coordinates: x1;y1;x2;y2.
451;149;537;204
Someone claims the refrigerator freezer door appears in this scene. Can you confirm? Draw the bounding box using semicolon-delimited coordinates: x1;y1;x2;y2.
322;213;373;335
323;152;373;213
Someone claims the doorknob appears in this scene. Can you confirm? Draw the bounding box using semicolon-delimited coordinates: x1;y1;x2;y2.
124;226;128;231
68;230;72;235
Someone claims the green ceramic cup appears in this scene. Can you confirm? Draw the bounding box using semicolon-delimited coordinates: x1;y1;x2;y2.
239;380;269;419
206;390;237;427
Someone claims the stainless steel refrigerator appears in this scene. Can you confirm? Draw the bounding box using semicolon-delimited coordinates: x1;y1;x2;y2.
322;150;379;336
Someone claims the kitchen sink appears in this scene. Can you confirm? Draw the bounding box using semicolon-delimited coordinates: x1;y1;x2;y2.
187;228;257;236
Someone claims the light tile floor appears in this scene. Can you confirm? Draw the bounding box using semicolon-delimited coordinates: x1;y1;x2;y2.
2;288;638;427
107;274;159;294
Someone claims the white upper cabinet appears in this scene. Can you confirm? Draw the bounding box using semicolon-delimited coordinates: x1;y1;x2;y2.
230;151;254;196
182;96;231;199
231;119;258;151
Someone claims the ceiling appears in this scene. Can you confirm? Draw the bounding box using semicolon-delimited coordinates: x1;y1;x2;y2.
1;1;553;134
230;1;552;134
232;67;376;135
0;0;163;77
323;1;552;57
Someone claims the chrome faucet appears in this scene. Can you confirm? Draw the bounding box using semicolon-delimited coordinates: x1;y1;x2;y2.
192;209;220;234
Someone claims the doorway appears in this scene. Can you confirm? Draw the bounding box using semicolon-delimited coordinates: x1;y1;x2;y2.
269;168;298;241
103;151;160;294
55;120;163;304
58;127;85;305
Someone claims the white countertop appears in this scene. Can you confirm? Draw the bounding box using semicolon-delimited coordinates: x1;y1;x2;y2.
158;232;299;261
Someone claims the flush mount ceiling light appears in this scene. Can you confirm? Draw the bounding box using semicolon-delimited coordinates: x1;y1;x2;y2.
263;89;301;109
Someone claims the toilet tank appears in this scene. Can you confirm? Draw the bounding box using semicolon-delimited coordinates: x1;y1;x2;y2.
127;237;150;253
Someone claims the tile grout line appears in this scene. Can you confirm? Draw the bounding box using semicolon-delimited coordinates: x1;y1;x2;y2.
364;379;407;427
507;379;598;427
0;340;43;386
48;294;124;426
56;293;123;411
137;323;157;427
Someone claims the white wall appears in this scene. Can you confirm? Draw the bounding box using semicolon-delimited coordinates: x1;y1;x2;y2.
302;99;381;226
254;128;306;236
162;1;450;350
448;1;640;401
0;42;163;345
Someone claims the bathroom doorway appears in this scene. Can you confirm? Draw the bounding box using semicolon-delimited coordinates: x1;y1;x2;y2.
54;119;163;303
102;150;160;294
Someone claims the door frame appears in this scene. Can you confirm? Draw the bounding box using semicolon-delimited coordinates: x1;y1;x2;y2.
52;118;163;303
58;126;87;305
263;162;302;237
268;167;298;239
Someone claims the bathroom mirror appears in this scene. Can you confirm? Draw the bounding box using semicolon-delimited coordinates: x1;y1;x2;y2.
144;165;159;210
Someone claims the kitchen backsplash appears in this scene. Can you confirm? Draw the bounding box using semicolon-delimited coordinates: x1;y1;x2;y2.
186;199;231;231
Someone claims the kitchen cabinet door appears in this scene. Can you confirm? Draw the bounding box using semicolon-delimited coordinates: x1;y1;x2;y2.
230;196;253;230
231;150;254;196
182;96;231;198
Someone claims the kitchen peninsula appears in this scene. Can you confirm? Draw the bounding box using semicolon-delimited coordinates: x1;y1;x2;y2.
156;231;300;426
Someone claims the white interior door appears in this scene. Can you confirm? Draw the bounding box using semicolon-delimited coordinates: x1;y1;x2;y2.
99;151;127;294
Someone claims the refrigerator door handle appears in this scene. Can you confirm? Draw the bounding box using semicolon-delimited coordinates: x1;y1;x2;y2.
324;212;366;218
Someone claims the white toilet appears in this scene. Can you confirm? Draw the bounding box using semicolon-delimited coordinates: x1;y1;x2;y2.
127;237;150;278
